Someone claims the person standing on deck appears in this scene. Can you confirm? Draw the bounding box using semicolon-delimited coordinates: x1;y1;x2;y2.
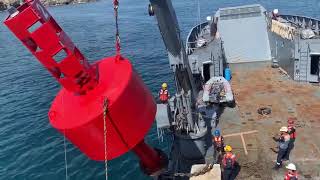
222;145;236;180
284;163;298;180
159;83;169;103
273;126;290;170
213;129;225;154
272;9;280;20
284;118;296;161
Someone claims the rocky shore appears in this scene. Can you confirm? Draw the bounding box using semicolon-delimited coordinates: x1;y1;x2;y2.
0;0;96;11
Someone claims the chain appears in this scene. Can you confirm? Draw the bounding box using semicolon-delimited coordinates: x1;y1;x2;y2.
162;164;213;178
113;0;121;55
103;98;109;180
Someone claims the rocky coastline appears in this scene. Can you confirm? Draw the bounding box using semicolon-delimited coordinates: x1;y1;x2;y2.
0;0;96;11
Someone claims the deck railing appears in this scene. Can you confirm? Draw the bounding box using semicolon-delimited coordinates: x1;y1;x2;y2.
186;22;209;55
280;14;320;36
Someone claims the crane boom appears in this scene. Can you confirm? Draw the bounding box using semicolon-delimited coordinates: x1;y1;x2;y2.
149;0;197;97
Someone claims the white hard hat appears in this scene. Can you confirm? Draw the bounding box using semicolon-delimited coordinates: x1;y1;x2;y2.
206;16;212;21
286;163;296;171
273;9;279;14
280;126;288;132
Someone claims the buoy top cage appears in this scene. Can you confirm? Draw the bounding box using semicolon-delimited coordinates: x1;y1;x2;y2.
5;0;98;95
4;0;168;176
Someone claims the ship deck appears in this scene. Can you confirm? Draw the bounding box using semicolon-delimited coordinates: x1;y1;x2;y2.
218;62;320;179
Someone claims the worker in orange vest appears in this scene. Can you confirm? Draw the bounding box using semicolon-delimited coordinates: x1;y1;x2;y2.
159;83;169;103
284;163;298;180
222;145;236;180
284;118;296;161
213;129;225;153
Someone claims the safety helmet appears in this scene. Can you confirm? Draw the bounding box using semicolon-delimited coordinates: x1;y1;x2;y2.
280;126;288;132
214;130;220;136
273;9;279;15
162;83;168;89
224;145;232;152
287;117;295;125
286;163;296;171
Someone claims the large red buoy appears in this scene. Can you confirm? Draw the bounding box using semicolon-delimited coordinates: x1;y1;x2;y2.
4;0;167;175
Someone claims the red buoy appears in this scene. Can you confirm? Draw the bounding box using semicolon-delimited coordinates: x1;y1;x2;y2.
4;0;167;175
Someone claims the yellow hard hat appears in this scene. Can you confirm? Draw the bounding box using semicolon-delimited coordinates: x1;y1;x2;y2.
224;145;232;152
162;83;168;89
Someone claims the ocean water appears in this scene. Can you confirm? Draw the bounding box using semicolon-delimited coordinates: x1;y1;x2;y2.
0;0;320;179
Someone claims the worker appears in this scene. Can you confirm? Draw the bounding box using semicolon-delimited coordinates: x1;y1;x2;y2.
284;118;296;161
273;126;290;170
213;129;224;153
272;9;280;20
159;83;169;103
222;145;236;180
284;163;298;180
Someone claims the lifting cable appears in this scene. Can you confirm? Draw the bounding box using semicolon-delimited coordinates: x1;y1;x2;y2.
196;0;201;33
59;1;121;180
113;0;121;56
102;1;121;179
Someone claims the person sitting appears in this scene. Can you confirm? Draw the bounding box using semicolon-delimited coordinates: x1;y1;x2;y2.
159;83;169;103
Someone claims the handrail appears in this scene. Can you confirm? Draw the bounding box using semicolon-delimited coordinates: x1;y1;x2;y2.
280;14;320;33
185;21;209;55
280;14;320;24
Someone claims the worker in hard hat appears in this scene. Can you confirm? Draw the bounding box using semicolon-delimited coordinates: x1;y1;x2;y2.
284;118;296;161
272;9;280;20
222;145;236;180
212;129;225;153
273;126;290;170
159;83;169;103
284;163;298;180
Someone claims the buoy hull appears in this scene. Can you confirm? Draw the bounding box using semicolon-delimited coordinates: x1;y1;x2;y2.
49;57;156;160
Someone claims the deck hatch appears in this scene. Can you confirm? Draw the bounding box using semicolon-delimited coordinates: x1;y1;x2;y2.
220;6;261;20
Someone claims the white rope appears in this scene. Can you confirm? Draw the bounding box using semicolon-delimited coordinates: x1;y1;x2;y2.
63;132;69;180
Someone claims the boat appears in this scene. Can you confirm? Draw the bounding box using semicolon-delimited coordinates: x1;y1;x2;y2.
149;0;320;179
202;76;234;105
3;0;320;179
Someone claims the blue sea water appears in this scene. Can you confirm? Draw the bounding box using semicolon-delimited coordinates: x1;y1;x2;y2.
0;0;320;179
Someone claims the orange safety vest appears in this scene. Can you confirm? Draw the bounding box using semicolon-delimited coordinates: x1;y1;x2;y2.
288;126;296;139
159;89;169;102
222;152;236;169
284;172;298;180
